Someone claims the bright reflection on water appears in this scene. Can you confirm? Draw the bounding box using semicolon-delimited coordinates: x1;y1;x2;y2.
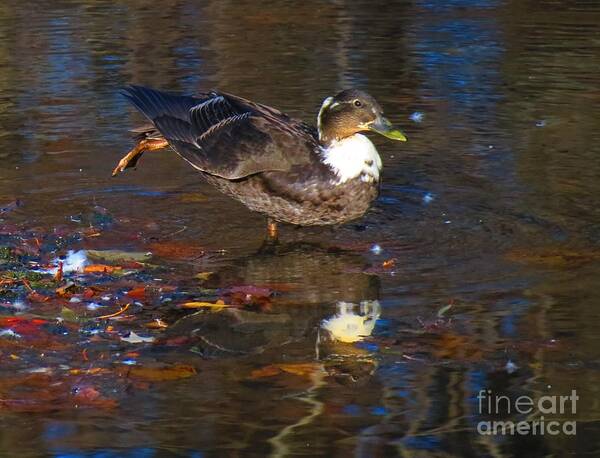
1;0;600;456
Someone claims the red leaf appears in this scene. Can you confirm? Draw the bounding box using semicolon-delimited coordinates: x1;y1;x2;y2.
126;287;146;300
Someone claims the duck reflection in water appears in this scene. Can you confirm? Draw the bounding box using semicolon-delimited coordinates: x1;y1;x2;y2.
321;300;381;343
164;242;382;362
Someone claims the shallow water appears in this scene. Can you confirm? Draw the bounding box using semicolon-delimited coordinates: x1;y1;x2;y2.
1;0;600;456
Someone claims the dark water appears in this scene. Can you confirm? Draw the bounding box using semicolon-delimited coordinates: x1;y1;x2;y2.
1;0;600;456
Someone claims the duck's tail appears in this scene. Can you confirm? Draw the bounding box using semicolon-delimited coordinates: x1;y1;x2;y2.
113;85;203;177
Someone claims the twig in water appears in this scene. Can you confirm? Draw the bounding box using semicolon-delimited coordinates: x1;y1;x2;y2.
97;303;130;319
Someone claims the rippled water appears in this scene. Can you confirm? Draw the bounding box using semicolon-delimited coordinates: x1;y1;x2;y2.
1;0;600;456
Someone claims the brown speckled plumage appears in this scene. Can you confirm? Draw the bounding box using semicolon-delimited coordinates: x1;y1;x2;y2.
205;170;379;226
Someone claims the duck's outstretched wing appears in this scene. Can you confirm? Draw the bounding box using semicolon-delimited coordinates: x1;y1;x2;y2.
122;85;318;180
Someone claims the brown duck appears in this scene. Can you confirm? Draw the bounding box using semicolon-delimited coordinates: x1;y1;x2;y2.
113;86;406;237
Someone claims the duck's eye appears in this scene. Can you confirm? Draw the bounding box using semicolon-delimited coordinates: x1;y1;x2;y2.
353;100;362;108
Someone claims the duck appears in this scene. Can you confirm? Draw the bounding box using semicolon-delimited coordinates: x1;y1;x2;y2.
112;86;406;237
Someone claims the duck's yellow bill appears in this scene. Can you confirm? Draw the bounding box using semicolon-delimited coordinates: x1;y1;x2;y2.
369;116;407;141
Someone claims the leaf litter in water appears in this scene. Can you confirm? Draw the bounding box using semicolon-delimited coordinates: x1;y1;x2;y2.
0;216;281;413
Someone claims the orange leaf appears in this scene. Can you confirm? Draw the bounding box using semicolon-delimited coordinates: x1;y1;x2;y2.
84;264;122;274
382;258;396;269
277;363;323;377
54;261;63;282
69;368;110;376
249;363;323;379
145;319;168;329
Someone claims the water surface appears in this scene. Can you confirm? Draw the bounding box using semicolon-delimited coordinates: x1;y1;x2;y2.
1;0;600;456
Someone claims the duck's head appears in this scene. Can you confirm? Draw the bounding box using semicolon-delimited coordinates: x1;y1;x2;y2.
317;89;407;146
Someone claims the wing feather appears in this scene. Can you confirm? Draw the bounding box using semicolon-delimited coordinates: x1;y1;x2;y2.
122;85;318;179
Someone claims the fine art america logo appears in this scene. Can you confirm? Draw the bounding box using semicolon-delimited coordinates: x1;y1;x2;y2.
477;389;578;436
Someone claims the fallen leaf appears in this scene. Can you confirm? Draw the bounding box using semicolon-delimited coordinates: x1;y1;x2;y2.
68;368;109;376
181;300;231;310
56;281;77;296
382;258;396;269
249;363;323;379
144;319;168;329
120;331;155;344
148;241;205;260
277;363;324;377
125;364;196;381
54;261;63;282
60;307;79;323
0;317;48;336
84;264;122;274
126;287;146;300
194;272;213;281
86;250;151;263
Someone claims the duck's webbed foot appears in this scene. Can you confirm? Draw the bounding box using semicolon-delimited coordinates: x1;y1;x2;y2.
111;137;169;177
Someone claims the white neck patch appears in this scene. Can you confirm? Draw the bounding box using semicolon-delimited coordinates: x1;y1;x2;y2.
321;134;382;184
317;96;334;141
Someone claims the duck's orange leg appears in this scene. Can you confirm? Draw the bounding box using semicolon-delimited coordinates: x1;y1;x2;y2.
112;138;169;177
267;218;278;240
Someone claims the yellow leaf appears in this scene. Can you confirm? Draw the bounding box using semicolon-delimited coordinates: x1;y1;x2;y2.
194;272;213;281
144;319;168;329
181;300;231;310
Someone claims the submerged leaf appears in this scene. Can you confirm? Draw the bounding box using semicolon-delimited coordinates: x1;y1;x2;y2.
126;287;147;300
120;331;155;344
60;307;79;323
181;300;231;310
86;250;151;263
250;363;323;379
84;264;122;274
148;241;205;260
126;364;196;381
194;272;213;281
